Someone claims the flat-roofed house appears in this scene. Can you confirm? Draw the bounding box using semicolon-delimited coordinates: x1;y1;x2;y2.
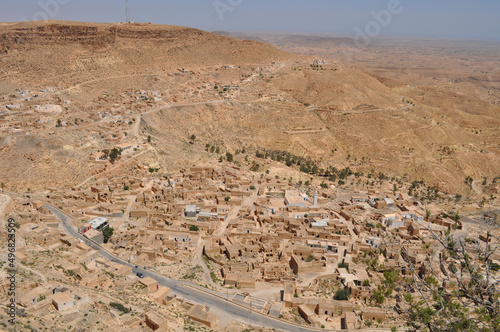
342;311;357;330
139;276;158;293
298;304;317;323
80;223;92;234
151;286;171;304
185;204;200;218
144;311;169;331
285;190;308;207
115;142;139;153
19;286;52;308
188;304;217;328
362;307;386;321
89;217;108;230
84;228;103;244
52;291;89;311
90;152;107;162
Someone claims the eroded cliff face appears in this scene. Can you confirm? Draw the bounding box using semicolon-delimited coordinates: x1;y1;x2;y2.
0;22;285;54
1;24;106;53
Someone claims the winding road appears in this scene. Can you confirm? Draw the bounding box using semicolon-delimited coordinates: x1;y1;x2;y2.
472;180;484;196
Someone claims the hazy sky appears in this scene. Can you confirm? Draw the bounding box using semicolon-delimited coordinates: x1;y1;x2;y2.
1;0;500;40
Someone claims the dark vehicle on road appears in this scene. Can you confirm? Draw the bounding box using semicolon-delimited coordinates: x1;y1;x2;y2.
136;272;144;278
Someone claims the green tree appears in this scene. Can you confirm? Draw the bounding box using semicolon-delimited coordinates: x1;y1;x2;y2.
305;254;315;262
372;286;385;304
102;227;114;244
383;268;400;286
189;225;199;232
338;262;349;269
401;230;500;332
448;262;457;274
102;149;110;159
250;163;260;172
109;148;121;164
334;288;350;301
109;302;130;313
226;152;234;162
464;176;473;186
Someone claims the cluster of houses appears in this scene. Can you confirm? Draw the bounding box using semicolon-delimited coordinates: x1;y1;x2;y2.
2;195;218;330
0;85;164;139
4;162;497;330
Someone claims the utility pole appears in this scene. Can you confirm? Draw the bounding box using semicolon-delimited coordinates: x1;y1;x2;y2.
125;0;130;23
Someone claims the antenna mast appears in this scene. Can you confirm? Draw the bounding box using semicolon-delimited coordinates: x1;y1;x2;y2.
126;0;130;23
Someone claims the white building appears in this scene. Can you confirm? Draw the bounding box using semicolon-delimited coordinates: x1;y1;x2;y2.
89;217;109;230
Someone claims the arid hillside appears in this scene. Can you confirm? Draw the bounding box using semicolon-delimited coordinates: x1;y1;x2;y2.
0;21;499;195
0;20;292;90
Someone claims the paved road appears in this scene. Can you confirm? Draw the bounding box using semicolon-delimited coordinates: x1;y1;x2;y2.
45;204;330;332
